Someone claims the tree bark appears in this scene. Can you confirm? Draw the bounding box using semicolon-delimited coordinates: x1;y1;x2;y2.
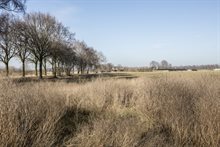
39;58;43;79
77;67;80;74
5;62;9;77
65;69;70;76
58;62;61;76
53;59;57;78
81;66;83;74
22;60;25;77
35;62;38;76
87;67;89;74
44;58;47;76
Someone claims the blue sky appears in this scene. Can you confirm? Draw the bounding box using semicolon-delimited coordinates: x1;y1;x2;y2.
5;0;220;68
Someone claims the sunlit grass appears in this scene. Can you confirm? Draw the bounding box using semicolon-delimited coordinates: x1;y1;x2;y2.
0;71;219;146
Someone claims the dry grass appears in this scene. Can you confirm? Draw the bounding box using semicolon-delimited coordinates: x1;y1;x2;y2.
0;72;220;147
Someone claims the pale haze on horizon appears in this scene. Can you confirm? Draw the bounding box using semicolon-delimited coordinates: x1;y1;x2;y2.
3;0;220;68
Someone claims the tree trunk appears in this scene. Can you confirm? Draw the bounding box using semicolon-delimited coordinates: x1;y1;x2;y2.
72;65;74;74
65;69;70;76
39;58;43;79
35;62;38;76
77;67;80;74
44;59;47;76
65;66;71;76
58;62;61;76
53;59;57;78
81;66;83;74
87;67;89;74
22;60;25;77
5;62;9;77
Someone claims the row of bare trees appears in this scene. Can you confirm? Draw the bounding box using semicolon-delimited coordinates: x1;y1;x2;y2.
0;12;105;78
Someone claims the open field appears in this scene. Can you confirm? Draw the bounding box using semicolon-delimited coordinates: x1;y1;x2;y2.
0;0;219;146
1;69;220;81
0;71;220;147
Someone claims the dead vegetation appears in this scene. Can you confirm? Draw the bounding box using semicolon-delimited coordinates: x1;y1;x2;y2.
0;73;219;147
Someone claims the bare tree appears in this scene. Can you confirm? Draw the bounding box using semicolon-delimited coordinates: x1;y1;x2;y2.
150;61;159;70
43;58;47;76
74;41;105;74
61;44;76;76
75;41;88;74
160;60;169;69
48;41;62;77
105;63;114;72
87;50;106;73
23;12;57;79
48;22;74;77
0;0;26;12
28;54;38;76
12;18;30;77
84;47;96;74
0;13;16;76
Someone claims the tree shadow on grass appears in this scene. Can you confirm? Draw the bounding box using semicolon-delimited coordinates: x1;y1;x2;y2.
53;106;95;146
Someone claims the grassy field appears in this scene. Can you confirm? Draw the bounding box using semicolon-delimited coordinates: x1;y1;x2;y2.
0;71;220;146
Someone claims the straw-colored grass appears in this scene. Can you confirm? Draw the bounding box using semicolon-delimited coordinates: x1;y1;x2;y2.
0;72;219;146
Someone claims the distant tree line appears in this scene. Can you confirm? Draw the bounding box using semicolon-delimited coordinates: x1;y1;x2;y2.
150;60;172;69
149;60;220;70
172;64;220;70
99;61;220;73
100;60;220;72
0;12;105;78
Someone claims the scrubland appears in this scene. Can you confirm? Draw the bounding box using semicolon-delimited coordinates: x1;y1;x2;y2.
0;72;220;147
